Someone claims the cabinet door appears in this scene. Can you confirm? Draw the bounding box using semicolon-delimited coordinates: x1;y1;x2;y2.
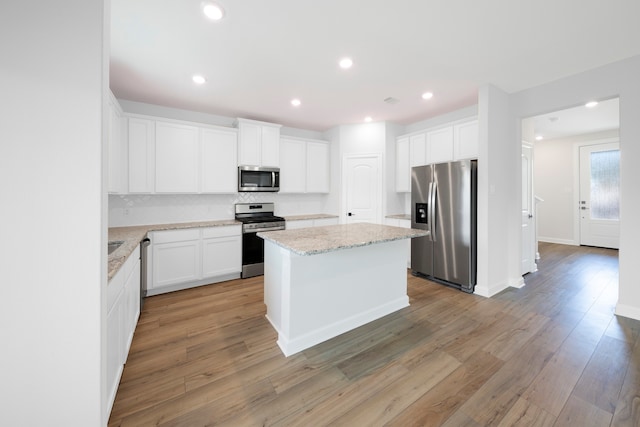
409;133;427;167
427;127;454;164
155;121;199;193
202;236;242;277
260;126;280;167
152;236;201;288
108;101;127;194
201;128;238;193
279;138;307;193
106;289;124;413
454;120;479;160
238;122;261;166
128;118;155;193
313;217;338;227
306;142;330;193
396;137;410;192
123;258;140;357
286;219;314;230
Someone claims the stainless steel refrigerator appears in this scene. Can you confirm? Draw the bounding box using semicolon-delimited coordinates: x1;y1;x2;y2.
411;160;477;292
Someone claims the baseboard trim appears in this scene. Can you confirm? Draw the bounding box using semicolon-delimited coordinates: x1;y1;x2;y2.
538;237;578;246
615;303;640;322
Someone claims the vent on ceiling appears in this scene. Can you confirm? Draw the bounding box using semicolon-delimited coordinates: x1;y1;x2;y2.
384;97;399;105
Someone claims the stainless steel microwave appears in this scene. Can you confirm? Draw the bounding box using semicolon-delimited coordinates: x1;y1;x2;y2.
238;166;280;192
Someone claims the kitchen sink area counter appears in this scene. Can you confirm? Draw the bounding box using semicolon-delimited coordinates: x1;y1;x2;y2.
385;213;411;221
283;213;339;222
108;219;239;280
258;223;427;356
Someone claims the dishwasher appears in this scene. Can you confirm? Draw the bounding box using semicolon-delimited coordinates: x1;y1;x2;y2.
139;237;151;310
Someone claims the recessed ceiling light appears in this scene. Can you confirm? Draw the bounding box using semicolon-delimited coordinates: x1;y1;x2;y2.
585;101;599;108
192;75;206;84
364;116;372;123
203;2;224;20
339;57;353;69
291;99;301;107
535;135;543;141
421;92;434;100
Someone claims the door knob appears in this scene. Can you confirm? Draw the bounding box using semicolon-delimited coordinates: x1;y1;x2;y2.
347;212;354;216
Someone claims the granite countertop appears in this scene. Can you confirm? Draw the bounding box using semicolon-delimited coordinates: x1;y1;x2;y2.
258;222;428;256
386;214;411;220
283;213;339;221
108;219;239;281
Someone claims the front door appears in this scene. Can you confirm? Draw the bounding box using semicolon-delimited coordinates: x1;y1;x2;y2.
579;142;620;249
343;155;382;224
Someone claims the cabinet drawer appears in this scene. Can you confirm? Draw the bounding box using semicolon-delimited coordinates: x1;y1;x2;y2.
152;228;200;244
202;225;241;239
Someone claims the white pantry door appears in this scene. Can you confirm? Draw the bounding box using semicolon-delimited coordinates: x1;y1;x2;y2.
343;155;382;224
579;142;620;249
521;142;536;275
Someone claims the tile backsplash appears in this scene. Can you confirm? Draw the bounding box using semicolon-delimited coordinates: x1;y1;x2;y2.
108;193;330;227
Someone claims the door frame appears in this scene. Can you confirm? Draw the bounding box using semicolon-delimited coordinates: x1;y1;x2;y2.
341;153;383;224
572;137;619;245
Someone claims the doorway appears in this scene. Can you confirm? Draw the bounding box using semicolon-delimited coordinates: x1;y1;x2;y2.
522;98;620;255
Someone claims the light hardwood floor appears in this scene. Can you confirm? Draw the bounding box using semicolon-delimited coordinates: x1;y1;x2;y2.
108;243;640;426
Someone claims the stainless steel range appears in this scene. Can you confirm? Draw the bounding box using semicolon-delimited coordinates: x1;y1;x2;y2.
235;203;285;278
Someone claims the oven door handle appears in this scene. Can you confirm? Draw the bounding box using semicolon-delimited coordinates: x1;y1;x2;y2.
244;225;285;234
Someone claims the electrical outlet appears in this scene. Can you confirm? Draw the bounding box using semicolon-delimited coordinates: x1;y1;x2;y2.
123;208;130;216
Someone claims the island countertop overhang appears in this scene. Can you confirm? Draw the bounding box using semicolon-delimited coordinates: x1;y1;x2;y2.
257;222;428;256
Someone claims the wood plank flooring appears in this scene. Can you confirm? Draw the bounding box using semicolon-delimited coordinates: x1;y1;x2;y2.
108;243;640;426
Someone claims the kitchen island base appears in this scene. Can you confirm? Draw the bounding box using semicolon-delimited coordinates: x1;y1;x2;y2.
263;239;410;356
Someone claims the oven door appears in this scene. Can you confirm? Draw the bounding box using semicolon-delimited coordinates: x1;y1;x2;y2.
241;231;265;278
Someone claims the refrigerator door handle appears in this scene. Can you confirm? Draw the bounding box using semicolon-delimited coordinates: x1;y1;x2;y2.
426;181;433;238
430;181;437;242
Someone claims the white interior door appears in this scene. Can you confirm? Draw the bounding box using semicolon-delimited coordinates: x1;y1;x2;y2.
521;142;536;274
343;155;382;224
579;142;620;249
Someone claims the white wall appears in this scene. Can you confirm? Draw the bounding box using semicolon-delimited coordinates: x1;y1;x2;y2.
0;1;105;425
510;55;640;320
475;85;523;297
534;130;619;245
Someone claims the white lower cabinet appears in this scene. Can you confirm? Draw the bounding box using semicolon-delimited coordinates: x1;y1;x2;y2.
151;229;201;290
106;245;140;418
202;226;242;278
286;216;339;230
149;225;241;295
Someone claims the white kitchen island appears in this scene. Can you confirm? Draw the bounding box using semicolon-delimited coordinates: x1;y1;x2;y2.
257;222;428;356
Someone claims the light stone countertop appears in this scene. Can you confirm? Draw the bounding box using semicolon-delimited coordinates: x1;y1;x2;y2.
108;219;239;281
283;213;339;222
257;222;428;256
386;214;411;220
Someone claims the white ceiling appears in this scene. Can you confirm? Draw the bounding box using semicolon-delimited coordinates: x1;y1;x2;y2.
530;98;620;141
110;0;640;132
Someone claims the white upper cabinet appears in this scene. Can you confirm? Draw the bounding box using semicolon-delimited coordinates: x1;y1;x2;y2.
107;93;127;194
128;117;155;193
279;137;330;193
409;133;427;167
155;121;199;193
306;141;330;193
426;126;454;164
201;127;238;193
125;115;238;194
453;119;479;160
396;136;410;192
236;118;281;167
280;138;306;193
396;117;478;192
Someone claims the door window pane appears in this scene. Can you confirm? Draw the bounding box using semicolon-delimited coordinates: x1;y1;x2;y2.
590;149;619;220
